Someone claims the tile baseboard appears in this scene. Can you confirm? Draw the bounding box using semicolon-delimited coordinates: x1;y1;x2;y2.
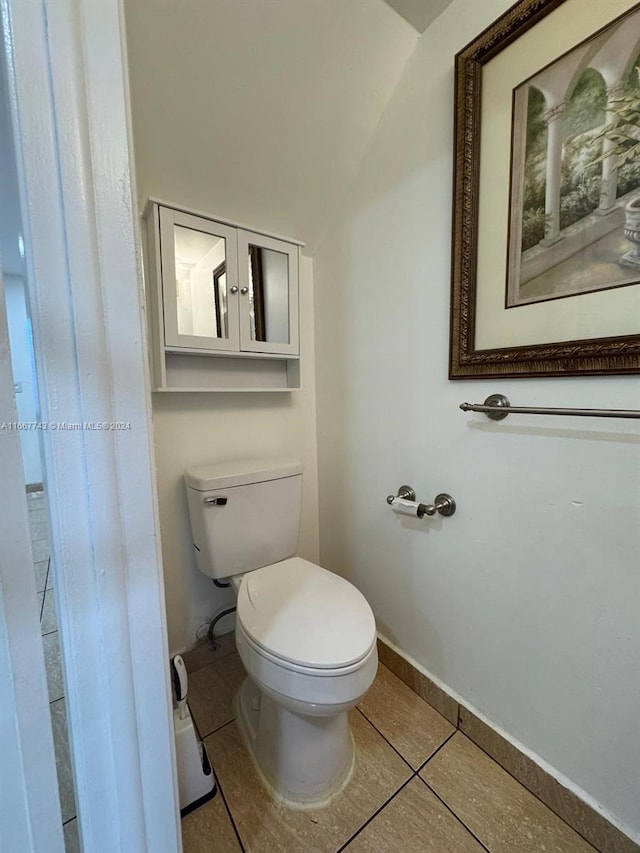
376;638;458;726
376;637;639;853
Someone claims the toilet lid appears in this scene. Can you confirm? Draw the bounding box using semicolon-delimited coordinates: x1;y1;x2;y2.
236;558;376;669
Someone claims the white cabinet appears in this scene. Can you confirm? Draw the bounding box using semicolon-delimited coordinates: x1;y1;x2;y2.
143;202;301;391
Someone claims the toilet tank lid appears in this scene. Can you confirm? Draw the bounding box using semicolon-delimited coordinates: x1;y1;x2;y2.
184;457;302;491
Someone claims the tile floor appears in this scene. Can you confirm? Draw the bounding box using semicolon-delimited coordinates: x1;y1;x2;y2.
28;490;80;853
182;636;598;853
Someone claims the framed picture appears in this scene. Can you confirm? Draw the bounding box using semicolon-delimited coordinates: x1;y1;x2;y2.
449;0;640;378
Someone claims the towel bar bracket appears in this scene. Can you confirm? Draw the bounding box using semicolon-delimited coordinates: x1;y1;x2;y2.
478;394;510;420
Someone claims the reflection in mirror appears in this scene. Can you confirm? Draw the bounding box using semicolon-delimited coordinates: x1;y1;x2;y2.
212;263;227;338
173;225;228;339
248;245;289;344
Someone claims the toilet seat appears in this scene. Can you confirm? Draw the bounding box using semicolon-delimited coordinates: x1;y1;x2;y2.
235;616;379;713
236;557;376;671
236;619;375;677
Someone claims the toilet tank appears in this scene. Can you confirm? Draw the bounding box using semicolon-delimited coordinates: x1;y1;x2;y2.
184;458;303;579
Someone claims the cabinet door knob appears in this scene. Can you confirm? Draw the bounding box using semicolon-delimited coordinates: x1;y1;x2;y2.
229;285;238;294
240;287;249;295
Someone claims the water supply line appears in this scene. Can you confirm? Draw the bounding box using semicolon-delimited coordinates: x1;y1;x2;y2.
206;606;237;647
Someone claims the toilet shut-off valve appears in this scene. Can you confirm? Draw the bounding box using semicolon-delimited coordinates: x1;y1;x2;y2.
386;485;456;519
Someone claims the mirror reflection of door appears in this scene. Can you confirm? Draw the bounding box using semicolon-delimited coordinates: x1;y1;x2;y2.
248;245;289;344
212;261;228;339
173;225;228;340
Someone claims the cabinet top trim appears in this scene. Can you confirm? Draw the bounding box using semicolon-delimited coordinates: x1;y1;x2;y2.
142;197;306;248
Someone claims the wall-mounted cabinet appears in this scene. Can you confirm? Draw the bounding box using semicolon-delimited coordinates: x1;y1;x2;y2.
143;201;302;391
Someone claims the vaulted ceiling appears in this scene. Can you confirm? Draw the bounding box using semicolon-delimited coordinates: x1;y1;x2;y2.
382;0;455;33
124;0;420;254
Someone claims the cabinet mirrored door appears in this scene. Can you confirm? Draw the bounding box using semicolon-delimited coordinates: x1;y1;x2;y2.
159;208;239;351
238;230;299;355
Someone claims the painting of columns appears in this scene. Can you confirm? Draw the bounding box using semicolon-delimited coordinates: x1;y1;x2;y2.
506;6;640;308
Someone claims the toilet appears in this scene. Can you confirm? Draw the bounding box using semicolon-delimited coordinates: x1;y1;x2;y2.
184;457;378;808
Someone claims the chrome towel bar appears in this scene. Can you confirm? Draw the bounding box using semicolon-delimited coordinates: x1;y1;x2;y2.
460;394;640;421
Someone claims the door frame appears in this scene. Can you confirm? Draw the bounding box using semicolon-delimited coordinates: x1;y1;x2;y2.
1;0;181;849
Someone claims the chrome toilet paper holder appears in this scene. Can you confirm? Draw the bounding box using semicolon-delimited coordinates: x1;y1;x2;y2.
386;485;456;518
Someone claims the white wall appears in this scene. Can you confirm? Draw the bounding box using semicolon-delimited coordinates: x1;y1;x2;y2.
314;0;640;840
152;257;318;653
124;0;418;653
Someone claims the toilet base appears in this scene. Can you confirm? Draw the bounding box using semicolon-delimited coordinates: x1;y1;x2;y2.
236;677;355;810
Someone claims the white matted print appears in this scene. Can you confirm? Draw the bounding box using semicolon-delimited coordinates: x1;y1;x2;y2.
506;4;640;309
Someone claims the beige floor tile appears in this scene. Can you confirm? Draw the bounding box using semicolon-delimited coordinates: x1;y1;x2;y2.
459;707;640;853
41;587;58;635
28;507;50;542
43;630;65;702
182;632;237;674
182;790;242;853
358;664;455;768
206;709;412;853
27;494;46;512
421;733;596;853
344;776;484;852
34;558;49;593
188;652;246;738
63;818;81;853
50;698;77;824
32;537;50;563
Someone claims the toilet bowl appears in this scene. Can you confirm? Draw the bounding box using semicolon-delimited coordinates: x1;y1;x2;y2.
232;558;377;806
184;458;378;807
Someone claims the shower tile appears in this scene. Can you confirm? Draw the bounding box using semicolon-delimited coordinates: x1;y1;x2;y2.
43;630;65;702
41;588;58;635
182;632;237;674
205;709;412;853
343;776;484;852
421;733;596;853
187;652;246;738
358;663;454;768
50;698;77;824
182;785;241;853
376;639;458;725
